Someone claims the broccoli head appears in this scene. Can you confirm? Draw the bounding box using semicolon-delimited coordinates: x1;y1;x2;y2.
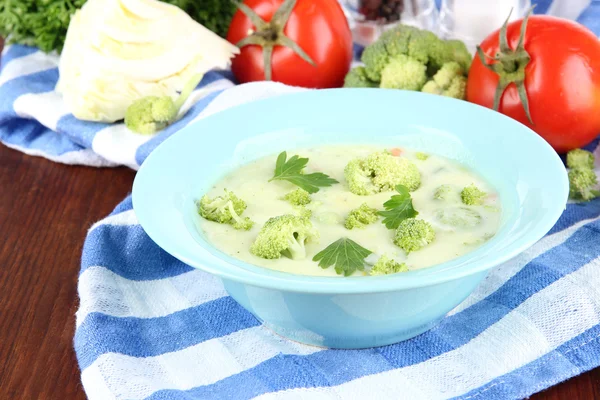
343;66;379;88
461;184;487;206
393;218;435;253
344;152;421;196
370;255;409;276
380;54;428;90
361;39;390;81
415;152;429;160
283;188;311;206
198;189;254;231
125;73;203;134
440;39;472;71
124;96;177;135
421;62;467;99
250;215;319;260
345;203;379;230
569;168;599;201
435;207;482;228
351;24;470;98
567;149;595;170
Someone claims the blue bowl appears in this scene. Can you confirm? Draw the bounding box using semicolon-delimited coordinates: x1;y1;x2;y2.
132;88;568;349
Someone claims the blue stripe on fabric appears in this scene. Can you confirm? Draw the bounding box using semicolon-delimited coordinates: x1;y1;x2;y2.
547;199;600;235
202;70;235;85
135;89;225;166
130;220;600;399
0;118;85;156
75;296;260;370
530;0;554;15
577;1;600;36
147;349;394;400
453;322;600;400
0;45;38;70
0;68;59;119
56;115;111;148
109;195;133;216
584;136;600;153
80;225;194;280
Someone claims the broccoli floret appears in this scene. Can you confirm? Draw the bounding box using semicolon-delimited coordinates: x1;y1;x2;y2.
355;25;470;94
343;66;379;88
361;39;390;81
345;203;379;229
393;218;435;253
435;207;482;228
344;152;421;195
569;168;599;201
380;54;428;90
441;39;472;71
125;73;203;134
382;24;418;58
294;206;313;219
250;215;319;260
370;255;409;276
406;29;439;65
198;189;254;231
461;184;487;205
567;149;595;169
283;188;311;206
421;62;467;99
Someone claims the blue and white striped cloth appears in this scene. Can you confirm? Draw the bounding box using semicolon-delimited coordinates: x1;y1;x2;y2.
2;1;600;399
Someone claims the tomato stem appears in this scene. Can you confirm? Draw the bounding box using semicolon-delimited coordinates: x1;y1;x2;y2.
232;0;317;81
476;6;536;124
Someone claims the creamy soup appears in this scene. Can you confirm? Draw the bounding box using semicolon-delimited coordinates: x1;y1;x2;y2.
198;145;501;277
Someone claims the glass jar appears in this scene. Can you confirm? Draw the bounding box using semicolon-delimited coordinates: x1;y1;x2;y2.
438;0;532;53
339;0;439;46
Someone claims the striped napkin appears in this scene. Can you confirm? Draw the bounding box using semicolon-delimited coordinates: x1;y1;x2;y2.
2;1;600;399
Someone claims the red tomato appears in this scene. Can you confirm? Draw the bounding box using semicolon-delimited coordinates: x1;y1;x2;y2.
226;0;353;89
467;15;600;153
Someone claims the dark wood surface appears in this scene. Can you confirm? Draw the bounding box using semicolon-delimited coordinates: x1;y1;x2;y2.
0;41;598;400
1;140;600;400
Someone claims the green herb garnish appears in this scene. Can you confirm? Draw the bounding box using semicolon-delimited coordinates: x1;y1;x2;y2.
378;184;419;229
312;238;373;276
269;151;339;194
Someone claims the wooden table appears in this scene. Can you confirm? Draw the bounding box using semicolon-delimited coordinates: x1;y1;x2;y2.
1;147;599;399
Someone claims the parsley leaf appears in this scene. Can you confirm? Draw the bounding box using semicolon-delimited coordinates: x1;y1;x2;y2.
378;184;419;229
312;238;373;276
269;151;339;194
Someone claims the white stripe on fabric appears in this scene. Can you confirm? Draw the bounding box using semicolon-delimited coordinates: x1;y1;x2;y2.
1;44;11;56
13;91;71;131
256;257;600;400
1;142;117;167
76;266;226;327
81;326;319;400
449;214;600;316
88;209;138;232
0;51;58;86
90;79;233;169
90;124;153;170
547;0;591;20
80;372;116;400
